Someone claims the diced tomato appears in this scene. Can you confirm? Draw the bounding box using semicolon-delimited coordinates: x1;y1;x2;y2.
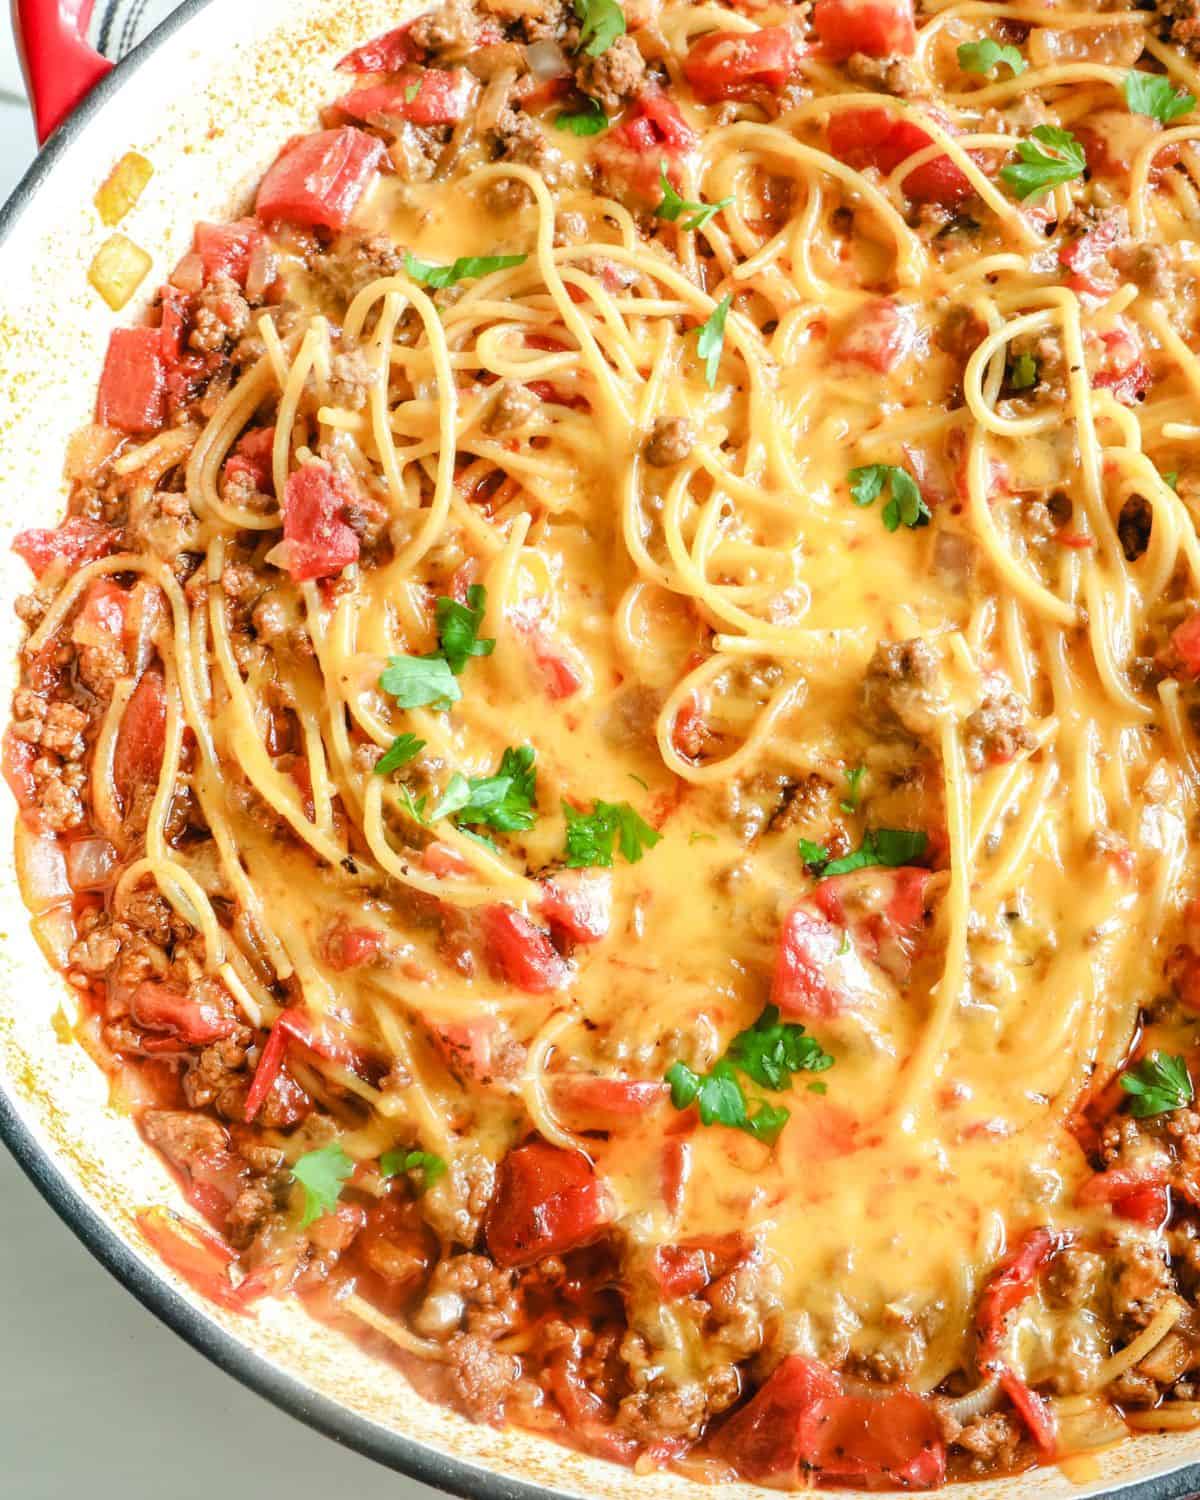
1172;615;1200;678
194;219;264;288
97;326;167;434
224;425;276;497
337;21;425;73
1075;110;1164;182
772;904;860;1016
12;517;116;580
114;668;167;804
256;127;386;231
159;284;190;365
550;1075;668;1131
661;1137;691;1216
423;841;472;877
2;728;36;812
130;980;236;1050
136;1207;263;1313
72;579;127;648
350;1198;434;1311
1113;1183;1170;1229
835;297;913;372
715;1355;944;1488
1078;1161;1168;1210
1093;323;1151;405
548;1352;641;1463
828;107;974;205
281;462;361;582
998;1368;1057;1457
427;1017;524;1086
481;904;572;993
539;868;613;945
243;1006;368;1122
1058;210;1124;278
1167;941;1200;1008
682;27;795;103
814;867;930;984
813;0;915;59
322;918;384;971
975;1227;1056;1361
484;1140;609;1267
336;71;473;128
650;1231;751;1298
596;92;696;201
530;633;587;699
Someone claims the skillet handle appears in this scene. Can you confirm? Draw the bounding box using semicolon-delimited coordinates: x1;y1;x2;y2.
11;0;114;144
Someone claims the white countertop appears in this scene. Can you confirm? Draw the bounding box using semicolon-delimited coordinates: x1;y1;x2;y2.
0;28;437;1500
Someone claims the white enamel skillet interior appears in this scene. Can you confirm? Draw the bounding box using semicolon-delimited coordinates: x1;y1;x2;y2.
0;3;1195;1496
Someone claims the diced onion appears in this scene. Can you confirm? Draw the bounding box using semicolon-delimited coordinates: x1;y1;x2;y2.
88;233;153;312
939;1378;1000;1427
66;837;119;893
32;906;77;970
1027;25;1143;67
171;251;205;295
477;67;518;135
524;39;567;81
1052;1394;1129;1453
94;151;154;227
15;827;72;915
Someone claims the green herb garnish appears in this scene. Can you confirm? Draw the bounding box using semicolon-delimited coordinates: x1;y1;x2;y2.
1120;1052;1194;1118
1124;71;1195;125
999;125;1086;200
696;294;732;390
1009;351;1039;390
841;766;866;814
404;252;527;290
655;164;732;231
292;1143;354;1228
573;0;626;57
380;1148;448;1189
555;96;609;135
433;745;537;832
436;585;496;676
957;39;1025;77
563;799;661;867
375;733;426;776
849;464;931;532
379;655;462;711
800;827;928;877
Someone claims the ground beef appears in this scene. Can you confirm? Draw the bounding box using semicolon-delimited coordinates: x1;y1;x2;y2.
846;51;918;94
412;1252;521;1338
961;689;1034;771
183;1035;252;1114
645;415;696;467
142;1108;229;1172
311;233;407;308
1111;242;1173;296
126;486;201;563
330;350;376;411
32;757;86;832
940;1407;1023;1474
9;692;88;759
446;1331;522;1423
577;34;646;112
936;303;987;363
1106;1232;1173;1331
1118;493;1153;562
488;108;570;210
862;637;943;740
189;274;251;353
410;0;483;61
485;380;541;434
1156;0;1200;58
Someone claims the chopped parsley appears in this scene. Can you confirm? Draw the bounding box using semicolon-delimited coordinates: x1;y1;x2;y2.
375;733;426;776
841;765;866;814
800;827;928;877
563;799;661;867
849;464;931;532
999;125;1086;200
433;745;538;832
1120;1052;1194;1118
1009;351;1039;390
957;39;1025;77
292;1142;354;1228
1124;70;1195;125
436;585;496;675
555;96;609;135
404;81;422;103
1164;470;1180;492
381;1148;448;1190
697;294;732;389
573;0;626;57
404;252;527;290
655;165;732;231
665;1005;834;1146
380;654;462;711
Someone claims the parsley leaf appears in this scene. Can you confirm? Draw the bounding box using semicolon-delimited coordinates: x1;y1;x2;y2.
1009;351;1039;390
1164;470;1180;492
727;1004;834;1089
800;828;928;877
436;585;496;675
433;745;538;832
380;1148;448;1189
849;464;930;532
957;39;1026;77
399;787;429;824
1124;70;1196;125
380;655;462;711
404;81;422;103
696;294;732;389
563;799;661;867
999;125;1086;200
555;96;609;135
375;733;426;776
1120;1052;1194;1118
665;1006;835;1147
841;766;866;814
573;0;626;57
655;164;732;231
292;1143;354;1228
404;252;527;290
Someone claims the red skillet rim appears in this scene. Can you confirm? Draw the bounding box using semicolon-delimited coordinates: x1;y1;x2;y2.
1;7;1199;1498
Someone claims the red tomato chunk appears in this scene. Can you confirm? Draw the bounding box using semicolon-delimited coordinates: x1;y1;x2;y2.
337;71;473;128
813;0;916;59
97;326;168;434
12;517;116;580
281;462;361;582
682;27;795;103
256;127;386;231
485;1141;609;1267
